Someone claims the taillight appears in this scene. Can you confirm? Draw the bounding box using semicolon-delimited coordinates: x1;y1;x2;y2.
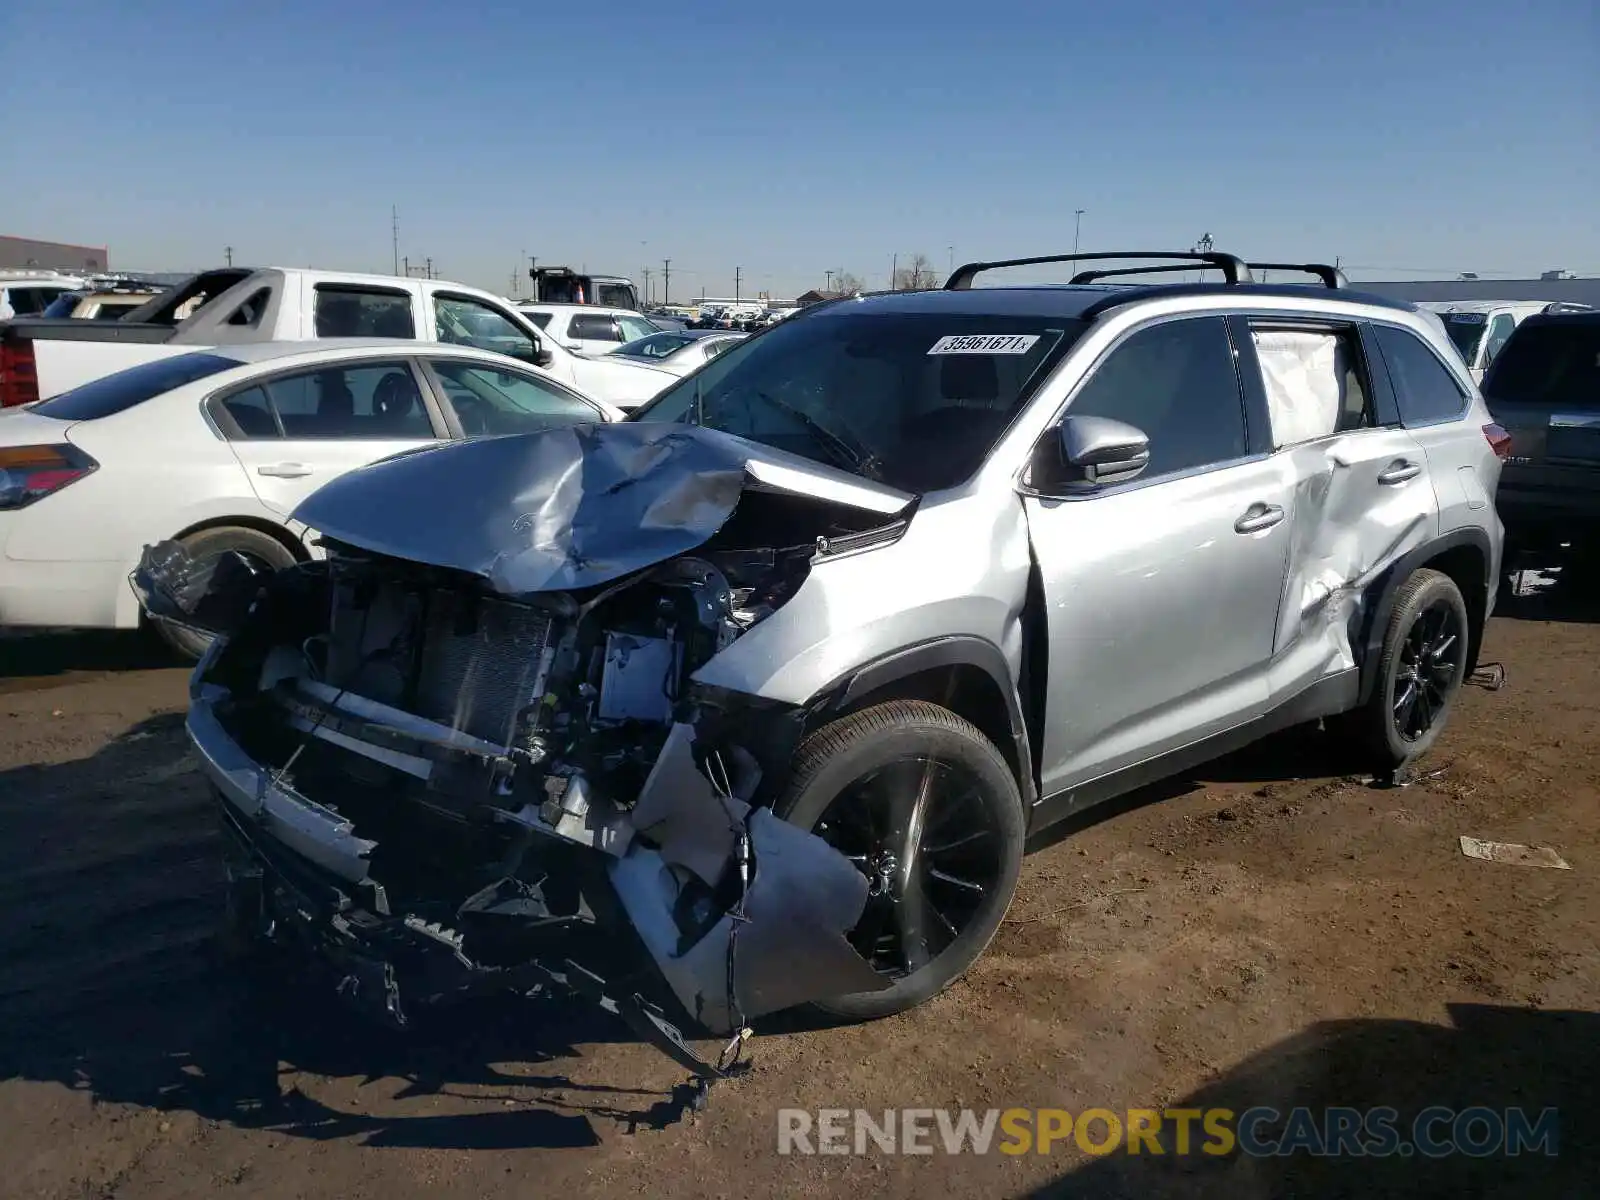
0;444;98;508
0;340;40;408
1483;422;1513;460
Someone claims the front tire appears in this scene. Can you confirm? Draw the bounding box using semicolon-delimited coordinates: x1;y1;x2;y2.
776;700;1025;1020
150;525;297;661
1338;568;1470;772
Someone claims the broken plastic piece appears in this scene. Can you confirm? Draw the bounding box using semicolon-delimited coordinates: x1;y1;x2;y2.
1458;837;1571;869
130;540;267;634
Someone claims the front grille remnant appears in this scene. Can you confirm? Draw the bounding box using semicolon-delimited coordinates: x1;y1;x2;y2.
327;578;552;745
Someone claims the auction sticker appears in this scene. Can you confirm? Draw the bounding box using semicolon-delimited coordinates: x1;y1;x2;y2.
928;334;1040;355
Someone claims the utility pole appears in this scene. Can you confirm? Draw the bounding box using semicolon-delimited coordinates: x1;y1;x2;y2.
891;253;898;290
643;267;652;306
1073;209;1085;258
392;206;400;275
825;269;833;292
403;255;410;277
224;245;233;267
735;266;742;303
425;257;434;280
662;259;670;305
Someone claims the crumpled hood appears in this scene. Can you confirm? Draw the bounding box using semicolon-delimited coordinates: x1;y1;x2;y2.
291;421;914;593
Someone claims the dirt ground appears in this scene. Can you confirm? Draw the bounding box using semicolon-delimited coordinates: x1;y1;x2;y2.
2;565;1597;1200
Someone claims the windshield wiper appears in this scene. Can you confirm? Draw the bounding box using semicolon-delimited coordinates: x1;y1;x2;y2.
753;391;880;480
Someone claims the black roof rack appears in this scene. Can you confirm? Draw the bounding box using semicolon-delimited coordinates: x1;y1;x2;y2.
945;250;1254;290
1246;262;1347;289
1068;263;1226;285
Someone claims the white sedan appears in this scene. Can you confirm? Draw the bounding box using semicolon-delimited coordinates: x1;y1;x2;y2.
0;339;619;653
610;330;746;376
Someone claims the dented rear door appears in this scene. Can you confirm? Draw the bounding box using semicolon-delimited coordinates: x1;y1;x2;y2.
1235;318;1440;704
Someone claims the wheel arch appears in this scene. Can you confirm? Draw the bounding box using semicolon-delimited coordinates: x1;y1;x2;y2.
171;514;308;563
1356;527;1492;705
807;636;1038;806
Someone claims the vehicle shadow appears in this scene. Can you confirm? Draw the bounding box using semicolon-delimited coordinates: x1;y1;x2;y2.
1495;545;1600;624
1024;1003;1598;1199
0;713;715;1152
1023;722;1359;857
0;627;180;689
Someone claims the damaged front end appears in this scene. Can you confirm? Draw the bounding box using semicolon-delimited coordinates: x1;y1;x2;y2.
136;423;913;1101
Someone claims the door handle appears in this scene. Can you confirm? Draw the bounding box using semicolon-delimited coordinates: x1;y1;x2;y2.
1234;503;1285;534
1377;459;1422;485
256;462;312;479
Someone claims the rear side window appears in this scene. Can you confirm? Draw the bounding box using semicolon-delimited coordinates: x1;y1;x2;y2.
1372;325;1469;426
1483;321;1600;410
313;287;416;338
31;353;243;421
1067;316;1247;478
1249;325;1370;448
225;287;271;328
226;361;437;440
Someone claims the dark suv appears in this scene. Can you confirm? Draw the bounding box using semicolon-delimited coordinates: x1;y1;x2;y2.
1482;311;1600;557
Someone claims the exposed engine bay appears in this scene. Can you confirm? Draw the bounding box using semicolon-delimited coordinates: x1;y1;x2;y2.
134;423;919;1110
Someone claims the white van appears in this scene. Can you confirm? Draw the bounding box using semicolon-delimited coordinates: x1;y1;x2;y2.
1421;301;1593;383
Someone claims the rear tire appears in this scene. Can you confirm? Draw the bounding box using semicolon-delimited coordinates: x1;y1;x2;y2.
1335;568;1470;772
151;525;297;661
775;700;1025;1020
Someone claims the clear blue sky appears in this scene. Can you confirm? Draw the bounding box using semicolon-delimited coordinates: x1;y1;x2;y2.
3;0;1596;300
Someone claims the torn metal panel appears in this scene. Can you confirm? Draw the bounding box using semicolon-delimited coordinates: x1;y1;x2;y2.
290;422;913;595
631;723;748;886
130;540;268;635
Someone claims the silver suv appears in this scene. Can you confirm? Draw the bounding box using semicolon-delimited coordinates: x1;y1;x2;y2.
141;250;1505;1083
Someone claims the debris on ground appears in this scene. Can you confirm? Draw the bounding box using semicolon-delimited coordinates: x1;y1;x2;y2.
1458;836;1571;870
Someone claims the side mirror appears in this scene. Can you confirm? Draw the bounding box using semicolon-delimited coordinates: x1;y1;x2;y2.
520;337;554;369
1030;414;1150;492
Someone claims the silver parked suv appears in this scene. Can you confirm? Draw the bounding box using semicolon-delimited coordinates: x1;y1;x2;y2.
139;250;1506;1083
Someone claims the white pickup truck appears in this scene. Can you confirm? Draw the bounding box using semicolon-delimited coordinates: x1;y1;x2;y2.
0;267;675;410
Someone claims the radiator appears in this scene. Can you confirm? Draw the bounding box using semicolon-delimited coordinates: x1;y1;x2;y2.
326;578;552;745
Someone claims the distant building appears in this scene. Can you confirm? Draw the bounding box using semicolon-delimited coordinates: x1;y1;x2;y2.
795;289;848;305
1357;277;1600;308
0;235;108;273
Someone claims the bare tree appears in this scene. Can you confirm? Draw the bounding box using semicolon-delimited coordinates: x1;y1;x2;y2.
833;271;865;295
893;253;938;291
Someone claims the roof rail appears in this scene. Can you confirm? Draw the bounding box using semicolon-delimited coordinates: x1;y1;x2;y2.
945;250;1253;290
1068;263;1227;285
1246;262;1347;289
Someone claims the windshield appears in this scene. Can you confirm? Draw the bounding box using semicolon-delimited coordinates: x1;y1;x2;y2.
1483;321;1600;410
632;309;1083;492
1440;313;1487;364
618;332;698;359
31;353;243;421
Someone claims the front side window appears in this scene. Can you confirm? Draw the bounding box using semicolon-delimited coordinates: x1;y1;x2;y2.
223;361;436;440
1249;324;1371;448
313;287;416;338
428;358;603;436
1066;316;1247;477
434;295;536;360
634;310;1082;492
1373;325;1469;425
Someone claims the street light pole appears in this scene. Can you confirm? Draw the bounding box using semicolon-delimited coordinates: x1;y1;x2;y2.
1073;209;1085;257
